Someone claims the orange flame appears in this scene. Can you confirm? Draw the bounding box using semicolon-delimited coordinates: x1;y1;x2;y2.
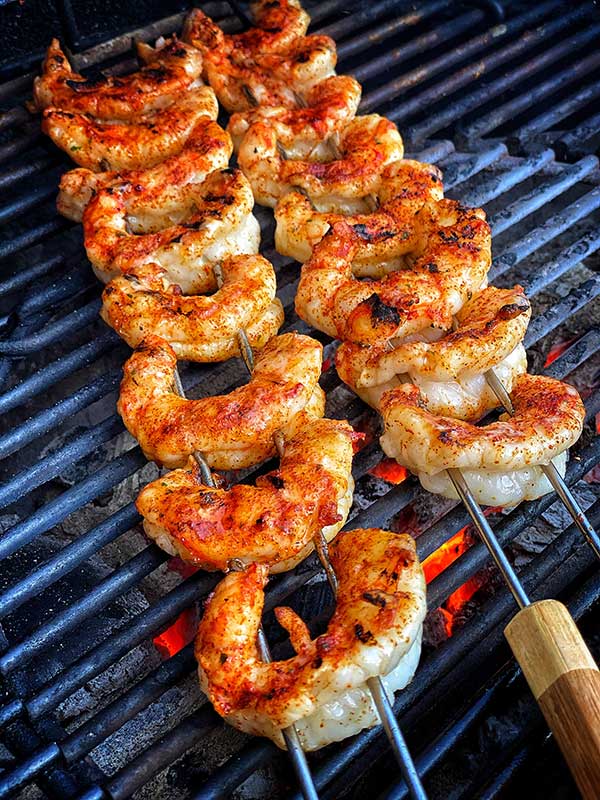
153;606;198;659
423;525;484;637
369;457;409;484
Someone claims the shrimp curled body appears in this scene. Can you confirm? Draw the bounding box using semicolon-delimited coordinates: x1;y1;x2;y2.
238;115;404;210
183;5;334;112
337;286;531;420
118;333;325;469
137;418;356;573
42;86;218;171
32;37;204;119
196;528;426;749
58;118;232;223
275;159;443;269
101;259;283;362
228;76;362;158
83;169;259;292
295;210;490;346
380;375;585;506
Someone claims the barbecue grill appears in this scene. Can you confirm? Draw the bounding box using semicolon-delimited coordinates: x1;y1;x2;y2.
0;1;599;798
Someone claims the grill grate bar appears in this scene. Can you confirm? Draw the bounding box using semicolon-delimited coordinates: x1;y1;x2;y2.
0;254;64;296
557;110;600;160
0;331;118;413
0;298;100;355
0;545;166;675
458;148;555;208
404;22;600;143
489;81;600;148
0;155;57;190
459;52;600;143
521;233;600;296
350;8;484;84
359;0;581;116
0;371;119;459
488;155;599;236
0;449;145;561
490;185;600;280
0;218;68;261
0;413;123;510
26;570;219;720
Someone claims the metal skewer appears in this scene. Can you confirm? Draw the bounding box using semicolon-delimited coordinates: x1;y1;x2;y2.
218;278;427;799
483;367;600;561
171;364;318;800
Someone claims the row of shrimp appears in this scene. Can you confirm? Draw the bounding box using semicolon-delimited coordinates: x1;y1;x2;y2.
31;0;428;754
179;0;587;749
188;0;585;511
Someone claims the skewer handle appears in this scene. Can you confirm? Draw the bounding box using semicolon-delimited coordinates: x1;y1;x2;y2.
504;599;600;800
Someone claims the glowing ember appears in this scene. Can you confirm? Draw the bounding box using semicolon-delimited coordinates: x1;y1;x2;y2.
544;335;579;368
153;606;198;659
369;457;409;484
423;524;486;637
321;356;332;373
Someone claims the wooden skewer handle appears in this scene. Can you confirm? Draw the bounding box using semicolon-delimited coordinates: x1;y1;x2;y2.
504;599;600;799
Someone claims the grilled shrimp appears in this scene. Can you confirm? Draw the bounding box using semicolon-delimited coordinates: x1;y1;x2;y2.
275;159;443;268
137;418;355;573
184;6;333;112
83;169;259;292
101;259;283;362
196;528;426;749
32;37;203;120
228;76;361;158
118;333;325;469
337;338;527;420
239;115;404;209
359;286;531;384
58;118;232;222
183;2;310;63
295;209;490;345
380;375;585;506
42;85;218;171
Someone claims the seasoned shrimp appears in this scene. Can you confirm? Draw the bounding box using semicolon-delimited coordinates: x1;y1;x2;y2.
380;375;585;506
83;169;259;292
137;418;355;573
228;76;361;158
101;260;282;362
32;37;203;120
118;333;325;469
196;528;426;749
295;209;490;345
184;6;333;112
275;159;443;268
359;286;531;384
338;286;531;418
239;115;404;209
42;85;218;171
337;337;527;420
58;118;232;223
183;2;309;62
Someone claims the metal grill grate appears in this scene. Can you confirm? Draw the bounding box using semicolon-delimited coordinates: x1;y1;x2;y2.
0;2;598;799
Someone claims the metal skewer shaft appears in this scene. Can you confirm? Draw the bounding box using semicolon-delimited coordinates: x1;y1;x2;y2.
172;364;318;800
483;367;600;561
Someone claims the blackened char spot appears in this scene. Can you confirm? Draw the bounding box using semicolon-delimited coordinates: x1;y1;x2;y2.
352;223;395;243
355;624;374;643
267;474;285;489
364;293;401;328
363;591;387;608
